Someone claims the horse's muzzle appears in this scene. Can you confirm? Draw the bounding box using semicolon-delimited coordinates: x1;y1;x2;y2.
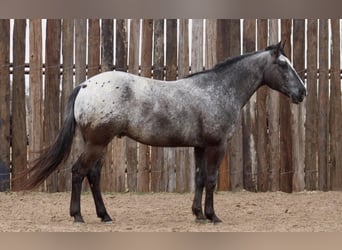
291;88;306;104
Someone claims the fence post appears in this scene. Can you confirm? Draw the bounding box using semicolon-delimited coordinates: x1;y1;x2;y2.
305;19;318;190
29;19;44;191
101;19;115;192
44;19;61;192
318;19;329;191
216;19;230;191
11;19;27;191
330;19;342;190
127;19;140;192
267;19;280;191
59;19;74;192
113;19;128;192
256;19;269;192
74;19;87;191
279;19;293;192
227;19;243;191
165;19;178;192
137;19;152;192
292;19;305;192
177;19;192;192
150;19;165;192
0;20;10;191
242;19;257;192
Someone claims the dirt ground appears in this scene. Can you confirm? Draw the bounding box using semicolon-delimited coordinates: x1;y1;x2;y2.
1;190;342;232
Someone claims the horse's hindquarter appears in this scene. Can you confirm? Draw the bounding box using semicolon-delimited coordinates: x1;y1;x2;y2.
74;71;234;147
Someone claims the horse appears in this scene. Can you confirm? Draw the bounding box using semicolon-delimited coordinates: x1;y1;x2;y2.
20;41;306;224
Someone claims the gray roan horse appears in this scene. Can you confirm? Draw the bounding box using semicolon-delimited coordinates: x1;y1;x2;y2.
20;41;306;224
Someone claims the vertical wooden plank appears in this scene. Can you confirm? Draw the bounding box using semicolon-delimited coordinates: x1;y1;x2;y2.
329;19;342;190
227;19;243;191
267;19;280;191
256;19;269;192
114;19;128;192
150;19;165;192
11;19;27;191
242;19;257;192
216;19;230;191
75;19;87;191
100;19;115;192
165;19;178;192
127;19;140;192
177;19;192;192
88;19;100;78
305;19;318;190
59;19;74;191
292;19;305;192
191;19;205;193
44;19;61;192
0;20;10;191
137;19;152;192
318;19;329;191
29;19;44;190
279;19;293;193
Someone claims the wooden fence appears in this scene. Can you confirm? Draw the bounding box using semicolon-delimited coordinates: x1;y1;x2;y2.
0;19;341;193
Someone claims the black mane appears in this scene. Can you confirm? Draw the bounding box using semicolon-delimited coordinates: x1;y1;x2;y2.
185;50;258;79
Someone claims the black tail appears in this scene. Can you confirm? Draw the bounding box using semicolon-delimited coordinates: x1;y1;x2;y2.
21;85;82;190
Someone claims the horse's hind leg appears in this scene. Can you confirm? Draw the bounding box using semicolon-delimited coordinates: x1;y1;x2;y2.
70;143;107;223
87;157;112;223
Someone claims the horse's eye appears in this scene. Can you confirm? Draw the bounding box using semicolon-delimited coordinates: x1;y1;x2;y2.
278;60;288;68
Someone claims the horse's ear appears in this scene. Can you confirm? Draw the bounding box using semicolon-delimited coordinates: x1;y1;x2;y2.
273;41;285;58
280;40;286;50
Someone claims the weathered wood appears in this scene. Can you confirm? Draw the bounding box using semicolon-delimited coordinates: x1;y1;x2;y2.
256;19;269;192
329;19;342;190
242;19;257;192
100;19;114;192
75;19;87;191
267;19;280;192
127;19;140;192
318;19;329;191
44;19;61;192
279;19;293;193
113;19;128;192
150;19;165;192
137;19;152;192
0;20;10;191
216;19;230;191
227;19;243;191
58;19;74;191
11;19;27;191
165;19;178;192
292;19;305;192
29;19;44;191
88;19;100;78
305;19;318;190
177;19;192;192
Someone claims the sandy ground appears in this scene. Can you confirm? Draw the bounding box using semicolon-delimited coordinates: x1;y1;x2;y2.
1;191;342;232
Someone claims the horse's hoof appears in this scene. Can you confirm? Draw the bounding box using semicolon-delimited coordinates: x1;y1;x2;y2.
102;220;113;225
195;218;208;224
73;215;85;224
211;217;222;225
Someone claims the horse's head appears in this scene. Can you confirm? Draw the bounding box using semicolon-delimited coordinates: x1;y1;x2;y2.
263;41;306;104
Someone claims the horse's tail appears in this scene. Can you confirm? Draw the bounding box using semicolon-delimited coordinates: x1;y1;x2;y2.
20;85;82;190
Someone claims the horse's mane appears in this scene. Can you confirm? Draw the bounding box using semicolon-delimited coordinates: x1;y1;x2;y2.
185;50;259;79
185;44;287;79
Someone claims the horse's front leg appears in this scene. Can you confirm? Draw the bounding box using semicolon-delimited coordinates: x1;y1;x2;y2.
192;147;206;222
203;144;227;224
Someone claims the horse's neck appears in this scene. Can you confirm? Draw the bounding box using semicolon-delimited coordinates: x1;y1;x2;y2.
220;54;266;108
